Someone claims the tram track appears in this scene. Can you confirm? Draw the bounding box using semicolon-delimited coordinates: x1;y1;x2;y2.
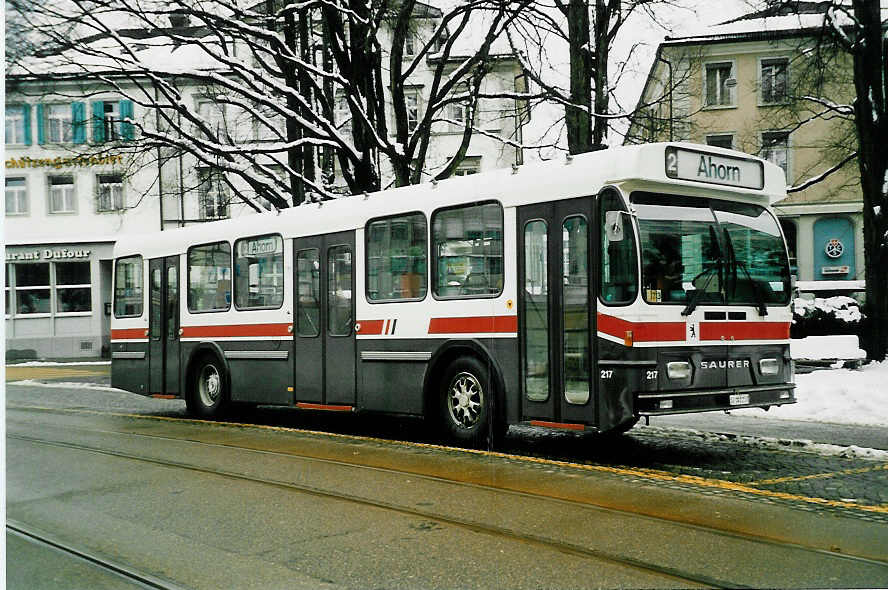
7;520;185;590
9;412;888;588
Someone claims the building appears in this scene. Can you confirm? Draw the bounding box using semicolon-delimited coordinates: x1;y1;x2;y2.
626;3;864;294
4;4;529;359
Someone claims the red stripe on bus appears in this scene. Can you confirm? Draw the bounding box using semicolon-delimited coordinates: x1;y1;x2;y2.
111;328;147;340
596;313;685;342
151;394;177;399
530;420;586;431
180;323;291;338
700;321;790;341
296;402;355;412
357;320;385;335
428;315;518;334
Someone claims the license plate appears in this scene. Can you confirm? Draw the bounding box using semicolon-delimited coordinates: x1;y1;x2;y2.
729;393;750;406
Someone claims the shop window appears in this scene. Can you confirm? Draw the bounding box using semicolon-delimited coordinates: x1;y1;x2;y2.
114;255;143;317
234;234;284;309
15;263;51;314
48;175;76;214
5;177;28;215
367;213;427;301
97;174;125;212
187;241;231;312
56;261;91;313
432;201;503;298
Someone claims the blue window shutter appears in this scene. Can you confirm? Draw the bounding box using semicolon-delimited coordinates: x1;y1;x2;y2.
22;104;32;146
72;102;87;144
92;101;105;143
119;99;134;141
36;104;45;144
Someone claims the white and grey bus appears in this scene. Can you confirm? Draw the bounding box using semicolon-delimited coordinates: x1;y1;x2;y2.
111;143;795;444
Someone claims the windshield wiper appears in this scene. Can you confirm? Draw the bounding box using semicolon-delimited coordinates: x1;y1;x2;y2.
722;227;768;316
681;263;720;316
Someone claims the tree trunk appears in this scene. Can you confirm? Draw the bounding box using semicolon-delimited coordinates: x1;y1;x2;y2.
565;0;593;155
590;0;609;150
852;0;888;361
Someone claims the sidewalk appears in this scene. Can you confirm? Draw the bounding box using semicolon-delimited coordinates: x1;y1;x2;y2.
5;363;110;383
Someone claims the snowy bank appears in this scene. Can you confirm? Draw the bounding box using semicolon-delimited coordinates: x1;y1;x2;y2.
733;361;888;427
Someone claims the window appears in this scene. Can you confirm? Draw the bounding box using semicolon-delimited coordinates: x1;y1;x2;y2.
447;85;470;129
404;33;416;58
706;134;734;150
5;104;29;145
296;249;320;337
5;177;28;215
45;104;73;143
15;263;51;315
704;62;734;107
432;202;503;298
406;90;420;133
761;58;788;104
48;175;76;214
599;191;638;304
234;234;284;309
453;157;481;177
196;98;226;139
327;246;353;336
197;168;230;220
93;99;134;142
114;256;143;317
523;220;549;402
56;261;91;313
5;265;11;316
97;174;125;212
366;213;427;301
762;131;789;181
188;242;231;312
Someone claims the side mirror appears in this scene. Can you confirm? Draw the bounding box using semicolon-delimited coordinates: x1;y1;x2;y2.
605;210;624;242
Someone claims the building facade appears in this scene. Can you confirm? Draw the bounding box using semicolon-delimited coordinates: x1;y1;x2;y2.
626;6;864;294
5;9;529;359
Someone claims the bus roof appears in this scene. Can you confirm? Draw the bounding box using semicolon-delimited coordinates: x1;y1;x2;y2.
113;142;786;259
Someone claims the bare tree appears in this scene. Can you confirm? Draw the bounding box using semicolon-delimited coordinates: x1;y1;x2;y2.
7;0;526;212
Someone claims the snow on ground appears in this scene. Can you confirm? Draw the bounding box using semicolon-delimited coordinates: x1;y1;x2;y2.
9;360;111;366
790;335;865;360
732;361;888;427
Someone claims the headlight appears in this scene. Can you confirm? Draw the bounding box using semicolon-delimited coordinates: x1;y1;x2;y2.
759;358;779;375
667;361;691;379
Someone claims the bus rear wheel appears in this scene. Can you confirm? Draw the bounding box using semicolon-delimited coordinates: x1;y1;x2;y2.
439;357;492;447
187;355;230;419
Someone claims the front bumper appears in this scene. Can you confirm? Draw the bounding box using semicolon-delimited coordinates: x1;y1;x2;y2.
636;383;796;416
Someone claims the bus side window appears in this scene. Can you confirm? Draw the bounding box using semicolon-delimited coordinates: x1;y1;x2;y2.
599;191;638;304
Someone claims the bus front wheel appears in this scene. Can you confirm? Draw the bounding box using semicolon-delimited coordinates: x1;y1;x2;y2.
439;357;492;447
187;355;230;419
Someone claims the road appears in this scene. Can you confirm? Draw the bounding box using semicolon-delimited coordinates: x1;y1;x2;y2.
5;367;888;588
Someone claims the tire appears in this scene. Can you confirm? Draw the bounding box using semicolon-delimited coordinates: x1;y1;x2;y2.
186;354;230;419
439;356;495;447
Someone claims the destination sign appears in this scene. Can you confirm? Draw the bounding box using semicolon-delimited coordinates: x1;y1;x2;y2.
238;235;281;257
665;146;764;190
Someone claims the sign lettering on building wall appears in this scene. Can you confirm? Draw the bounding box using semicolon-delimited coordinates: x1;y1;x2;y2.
5;154;124;169
6;249;91;261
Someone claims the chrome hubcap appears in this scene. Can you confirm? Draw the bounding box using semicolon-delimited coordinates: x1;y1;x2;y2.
199;365;221;407
448;372;483;429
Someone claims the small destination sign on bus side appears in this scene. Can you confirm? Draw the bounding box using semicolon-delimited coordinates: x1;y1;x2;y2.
665;146;764;190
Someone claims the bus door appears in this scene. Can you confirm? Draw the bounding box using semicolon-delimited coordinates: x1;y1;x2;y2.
147;256;180;395
293;231;356;407
518;197;598;427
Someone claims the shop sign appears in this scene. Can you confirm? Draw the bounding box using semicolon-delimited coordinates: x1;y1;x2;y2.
5;154;124;169
6;248;91;261
824;238;844;259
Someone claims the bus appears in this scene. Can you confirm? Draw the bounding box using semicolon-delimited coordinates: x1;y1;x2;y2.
110;143;795;445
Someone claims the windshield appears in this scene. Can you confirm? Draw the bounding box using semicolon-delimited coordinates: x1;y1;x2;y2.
632;192;790;307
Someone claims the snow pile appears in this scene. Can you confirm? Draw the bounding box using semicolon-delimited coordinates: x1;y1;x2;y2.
790;335;865;361
793;295;862;324
733;361;888;426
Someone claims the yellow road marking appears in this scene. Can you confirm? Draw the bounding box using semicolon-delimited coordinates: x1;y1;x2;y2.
9;404;888;515
750;464;888;486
